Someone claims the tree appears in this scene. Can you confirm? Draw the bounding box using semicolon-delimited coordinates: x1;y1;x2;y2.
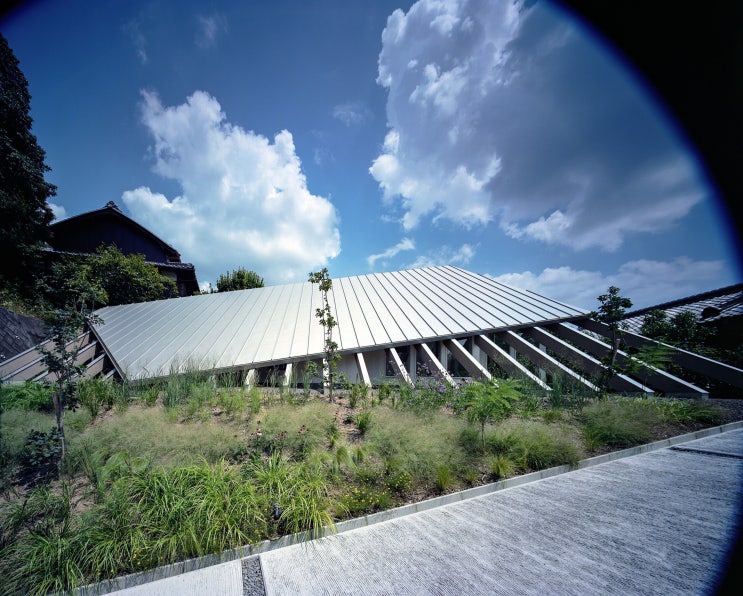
0;34;56;292
666;311;714;352
41;245;176;308
640;309;671;339
89;245;176;305
308;268;340;402
464;378;521;450
38;268;106;465
217;268;264;292
591;286;633;372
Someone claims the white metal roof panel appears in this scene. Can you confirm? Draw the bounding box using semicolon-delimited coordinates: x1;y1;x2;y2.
92;266;588;380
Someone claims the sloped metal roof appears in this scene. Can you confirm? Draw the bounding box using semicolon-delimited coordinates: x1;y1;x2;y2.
92;266;587;380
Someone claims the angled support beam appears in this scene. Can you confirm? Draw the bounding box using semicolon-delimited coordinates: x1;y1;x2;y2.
523;326;652;395
388;347;413;386
548;323;706;397
475;335;547;390
445;339;491;381
500;330;598;392
356;352;371;387
577;318;743;389
416;343;455;386
244;369;256;388
83;353;109;378
283;362;293;387
0;338;52;379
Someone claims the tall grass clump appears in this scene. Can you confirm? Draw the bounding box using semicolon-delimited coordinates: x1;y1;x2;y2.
85;460;266;574
488;419;584;471
77;377;121;418
366;406;469;489
68;407;244;470
580;398;660;447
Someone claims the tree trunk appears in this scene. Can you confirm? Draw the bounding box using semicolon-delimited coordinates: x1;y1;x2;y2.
52;389;67;465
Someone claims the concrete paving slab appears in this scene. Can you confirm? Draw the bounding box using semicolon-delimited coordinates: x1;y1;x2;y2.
260;430;743;595
112;560;242;596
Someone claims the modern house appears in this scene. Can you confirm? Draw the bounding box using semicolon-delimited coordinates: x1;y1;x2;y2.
3;266;742;396
48;201;199;298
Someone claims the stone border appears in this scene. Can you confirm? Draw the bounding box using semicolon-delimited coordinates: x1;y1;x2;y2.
78;420;743;595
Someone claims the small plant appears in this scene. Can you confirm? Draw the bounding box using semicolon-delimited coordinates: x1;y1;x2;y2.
349;383;368;408
142;385;160;407
435;464;454;493
487;454;516;479
353;411;372;435
378;382;392;404
249;387;262;414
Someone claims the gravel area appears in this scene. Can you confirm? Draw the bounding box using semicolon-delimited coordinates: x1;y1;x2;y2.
242;557;266;596
710;399;743;424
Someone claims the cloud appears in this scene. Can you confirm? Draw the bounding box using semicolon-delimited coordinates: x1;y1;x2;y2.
367;237;416;269
491;257;726;310
48;202;67;221
407;243;476;269
196;14;228;49
332;102;370;127
371;0;707;250
123;20;148;64
122;90;340;285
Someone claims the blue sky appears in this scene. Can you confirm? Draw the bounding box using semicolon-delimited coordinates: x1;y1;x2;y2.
2;0;739;309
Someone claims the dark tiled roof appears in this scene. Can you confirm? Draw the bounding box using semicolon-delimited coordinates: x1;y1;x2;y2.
0;307;47;362
621;283;743;333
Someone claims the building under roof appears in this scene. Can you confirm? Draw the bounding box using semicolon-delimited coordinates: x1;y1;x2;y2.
621;283;743;333
2;267;742;397
48;201;200;297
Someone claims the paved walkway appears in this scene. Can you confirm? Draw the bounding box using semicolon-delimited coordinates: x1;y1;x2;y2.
112;428;743;595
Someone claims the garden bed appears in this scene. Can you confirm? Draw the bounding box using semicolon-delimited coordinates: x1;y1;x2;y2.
1;377;741;595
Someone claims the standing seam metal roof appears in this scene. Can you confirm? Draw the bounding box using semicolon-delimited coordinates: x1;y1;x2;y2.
92;266;588;380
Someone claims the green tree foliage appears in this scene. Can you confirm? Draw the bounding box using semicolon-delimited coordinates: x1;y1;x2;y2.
0;34;56;291
639;309;671;339
38;273;106;464
90;245;176;305
216;268;264;292
42;245;176;308
641;309;713;353
591;286;633;372
309;268;340;402
463;378;522;450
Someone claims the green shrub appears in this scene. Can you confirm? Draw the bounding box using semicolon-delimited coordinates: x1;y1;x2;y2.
17;428;62;487
0;382;53;412
77;378;119;419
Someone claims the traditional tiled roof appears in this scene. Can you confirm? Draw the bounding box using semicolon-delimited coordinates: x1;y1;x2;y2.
621;284;743;333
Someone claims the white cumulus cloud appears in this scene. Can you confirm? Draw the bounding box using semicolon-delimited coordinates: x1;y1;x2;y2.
491;257;727;310
48;202;67;221
371;0;708;250
367;237;416;269
122;90;340;285
196;14;228;49
332;102;370;127
407;243;476;269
